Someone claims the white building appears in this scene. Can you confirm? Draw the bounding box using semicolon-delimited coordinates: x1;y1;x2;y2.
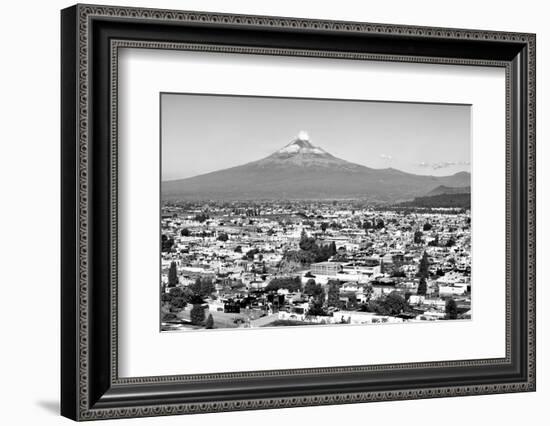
438;283;469;296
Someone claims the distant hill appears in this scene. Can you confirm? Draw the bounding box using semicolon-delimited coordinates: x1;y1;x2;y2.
426;185;471;197
399;193;471;209
162;133;471;203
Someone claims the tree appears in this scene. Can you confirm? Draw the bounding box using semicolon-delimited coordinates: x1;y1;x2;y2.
307;299;326;316
363;219;373;232
314;243;333;262
190;304;205;325
194;212;209;223
445;299;458;319
266;276;302;292
181;228;190;237
200;277;215;297
378;292;408;316
423;222;432;231
417;251;430;278
315;285;325;301
168;287;182;297
320;222;328;233
189;277;215;297
428;234;440;247
217;232;229;242
299;229;316;251
414;230;423;244
327;281;341;307
283;249;316;265
161;234;174;252
446;237;456;247
304;279;318;296
189;277;202;295
205;313;214;329
363;285;373;303
417;277;427;296
180;287;195;308
391;269;406;278
168;261;178;287
331;253;348;262
376;219;385;229
361;300;379;313
245;248;259;260
171;296;188;311
346;293;358;310
163;287;189;312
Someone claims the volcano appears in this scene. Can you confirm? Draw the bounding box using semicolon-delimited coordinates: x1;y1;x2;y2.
162;132;470;202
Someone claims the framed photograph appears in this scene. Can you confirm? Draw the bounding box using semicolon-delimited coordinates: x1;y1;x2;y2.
61;4;536;421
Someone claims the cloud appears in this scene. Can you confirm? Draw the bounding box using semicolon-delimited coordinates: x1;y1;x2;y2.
380;154;392;160
418;160;470;170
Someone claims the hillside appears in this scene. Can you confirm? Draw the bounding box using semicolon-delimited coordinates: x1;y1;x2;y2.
426;185;471;197
399;193;471;209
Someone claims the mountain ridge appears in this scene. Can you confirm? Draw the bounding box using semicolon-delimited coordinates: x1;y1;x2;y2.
426;185;471;197
162;132;471;202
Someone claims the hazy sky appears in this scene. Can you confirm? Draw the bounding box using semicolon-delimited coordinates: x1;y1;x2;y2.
161;93;471;181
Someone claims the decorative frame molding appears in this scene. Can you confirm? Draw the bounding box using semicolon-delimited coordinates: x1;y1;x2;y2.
61;4;535;421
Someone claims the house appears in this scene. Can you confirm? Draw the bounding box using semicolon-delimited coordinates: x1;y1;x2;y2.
311;261;344;275
416;310;446;321
207;299;225;312
408;295;425;305
438;283;468;296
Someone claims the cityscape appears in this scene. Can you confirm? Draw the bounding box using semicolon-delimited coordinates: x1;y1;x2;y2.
160;199;471;331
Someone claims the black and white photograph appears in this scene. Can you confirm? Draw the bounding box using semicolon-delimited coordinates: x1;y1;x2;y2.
160;93;472;332
55;3;537;421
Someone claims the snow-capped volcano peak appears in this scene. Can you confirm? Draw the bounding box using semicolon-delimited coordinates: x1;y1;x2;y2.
252;131;353;169
276;131;328;156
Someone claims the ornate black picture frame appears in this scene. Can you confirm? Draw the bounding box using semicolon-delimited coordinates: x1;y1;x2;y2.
61;4;536;421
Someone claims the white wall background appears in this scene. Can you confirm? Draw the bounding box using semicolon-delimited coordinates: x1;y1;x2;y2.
0;0;546;424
